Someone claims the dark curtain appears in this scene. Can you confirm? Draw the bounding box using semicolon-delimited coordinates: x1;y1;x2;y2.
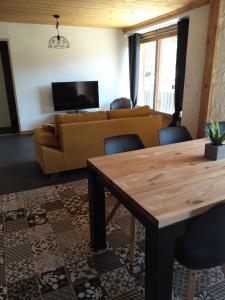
128;34;141;107
170;18;189;126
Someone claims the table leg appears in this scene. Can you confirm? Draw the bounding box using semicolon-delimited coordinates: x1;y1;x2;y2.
145;224;176;300
88;168;106;251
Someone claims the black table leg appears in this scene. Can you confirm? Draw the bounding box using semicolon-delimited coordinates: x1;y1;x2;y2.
88;167;106;251
145;224;176;300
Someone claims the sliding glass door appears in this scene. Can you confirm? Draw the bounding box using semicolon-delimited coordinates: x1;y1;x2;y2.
138;35;177;115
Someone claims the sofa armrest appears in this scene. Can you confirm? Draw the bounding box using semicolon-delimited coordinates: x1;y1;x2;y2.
33;128;64;174
34;128;59;149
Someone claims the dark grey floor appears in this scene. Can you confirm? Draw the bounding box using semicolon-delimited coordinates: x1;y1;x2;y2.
0;134;87;195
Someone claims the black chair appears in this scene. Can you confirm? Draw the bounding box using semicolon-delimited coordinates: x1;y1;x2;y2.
217;122;225;133
104;134;144;263
110;98;132;110
205;122;225;136
104;134;144;155
158;126;192;146
175;203;225;299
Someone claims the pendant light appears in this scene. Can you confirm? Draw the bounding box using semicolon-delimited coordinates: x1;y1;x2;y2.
48;15;70;49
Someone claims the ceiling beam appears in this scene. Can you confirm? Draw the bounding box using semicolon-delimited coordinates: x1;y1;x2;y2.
123;0;210;33
197;0;221;138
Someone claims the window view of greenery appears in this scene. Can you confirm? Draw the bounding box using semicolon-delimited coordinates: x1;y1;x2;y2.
138;35;177;115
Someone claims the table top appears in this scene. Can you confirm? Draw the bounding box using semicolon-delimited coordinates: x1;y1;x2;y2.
88;139;225;228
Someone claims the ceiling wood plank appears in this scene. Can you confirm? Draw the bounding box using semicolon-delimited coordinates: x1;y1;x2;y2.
123;0;209;32
0;0;209;29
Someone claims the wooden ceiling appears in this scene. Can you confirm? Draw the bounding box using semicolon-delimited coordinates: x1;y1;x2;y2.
0;0;207;29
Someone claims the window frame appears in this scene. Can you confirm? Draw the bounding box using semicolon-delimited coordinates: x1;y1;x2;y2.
140;25;177;116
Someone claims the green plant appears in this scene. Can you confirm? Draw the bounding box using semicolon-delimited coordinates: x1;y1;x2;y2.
205;121;225;146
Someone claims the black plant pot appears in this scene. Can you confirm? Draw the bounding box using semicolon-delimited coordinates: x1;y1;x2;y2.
204;143;225;160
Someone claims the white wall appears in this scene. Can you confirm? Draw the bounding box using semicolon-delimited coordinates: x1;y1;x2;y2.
0;53;11;127
0;22;129;131
181;5;209;138
209;1;225;121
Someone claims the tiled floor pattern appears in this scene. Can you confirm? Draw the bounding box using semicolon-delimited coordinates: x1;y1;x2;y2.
0;179;224;299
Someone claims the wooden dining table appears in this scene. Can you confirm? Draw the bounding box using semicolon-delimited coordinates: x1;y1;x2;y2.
87;139;225;300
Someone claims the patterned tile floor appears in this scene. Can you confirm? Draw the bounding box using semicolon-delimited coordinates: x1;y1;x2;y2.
0;179;224;299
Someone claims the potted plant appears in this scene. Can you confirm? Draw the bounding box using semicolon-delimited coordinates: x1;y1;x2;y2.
205;121;225;160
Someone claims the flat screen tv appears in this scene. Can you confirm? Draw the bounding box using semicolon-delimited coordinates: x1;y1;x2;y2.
52;81;99;111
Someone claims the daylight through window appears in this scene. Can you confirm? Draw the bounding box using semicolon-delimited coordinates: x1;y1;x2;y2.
138;34;177;115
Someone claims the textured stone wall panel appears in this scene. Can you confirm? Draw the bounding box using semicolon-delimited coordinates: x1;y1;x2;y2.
209;1;225;121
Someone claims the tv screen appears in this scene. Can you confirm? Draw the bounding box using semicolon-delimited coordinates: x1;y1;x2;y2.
52;81;99;111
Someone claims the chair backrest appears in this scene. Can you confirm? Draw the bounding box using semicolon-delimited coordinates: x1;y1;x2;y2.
104;134;144;155
158;126;192;146
218;122;225;133
110;98;132;110
184;203;225;269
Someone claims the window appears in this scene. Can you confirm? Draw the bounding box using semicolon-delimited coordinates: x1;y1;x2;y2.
138;34;177;115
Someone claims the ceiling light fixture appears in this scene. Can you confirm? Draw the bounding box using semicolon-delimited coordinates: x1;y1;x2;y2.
48;15;70;49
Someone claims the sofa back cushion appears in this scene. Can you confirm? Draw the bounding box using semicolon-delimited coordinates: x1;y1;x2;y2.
107;106;150;119
55;111;107;125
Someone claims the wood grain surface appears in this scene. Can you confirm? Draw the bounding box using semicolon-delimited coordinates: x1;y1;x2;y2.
0;0;207;29
88;139;225;228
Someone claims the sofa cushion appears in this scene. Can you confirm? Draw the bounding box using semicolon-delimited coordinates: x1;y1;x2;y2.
55;111;107;125
36;128;59;149
107;106;151;119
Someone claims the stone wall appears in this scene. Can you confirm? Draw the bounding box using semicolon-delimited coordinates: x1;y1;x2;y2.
209;1;225;121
